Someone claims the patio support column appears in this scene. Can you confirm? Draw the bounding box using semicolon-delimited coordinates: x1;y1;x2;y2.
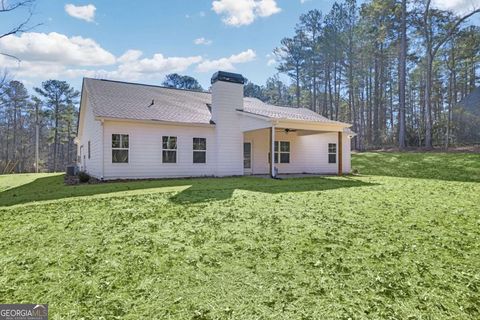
338;131;343;176
270;125;276;178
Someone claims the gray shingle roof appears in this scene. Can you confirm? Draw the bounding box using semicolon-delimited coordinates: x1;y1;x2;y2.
83;78;347;126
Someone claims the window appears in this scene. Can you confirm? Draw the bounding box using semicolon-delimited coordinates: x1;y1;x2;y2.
274;141;290;164
193;138;206;163
162;136;177;163
112;134;129;163
328;143;337;164
88;141;91;159
244;142;251;169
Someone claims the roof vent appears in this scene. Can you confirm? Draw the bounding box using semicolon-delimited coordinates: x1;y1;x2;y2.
211;71;245;85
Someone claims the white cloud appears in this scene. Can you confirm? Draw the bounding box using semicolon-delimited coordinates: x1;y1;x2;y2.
194;37;213;45
267;58;276;66
212;0;281;26
117;49;143;63
65;4;96;22
196;49;256;72
114;52;202;79
432;0;480;13
0;32;203;82
0;32;115;66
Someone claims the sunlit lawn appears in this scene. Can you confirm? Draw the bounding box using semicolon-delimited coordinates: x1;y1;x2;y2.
0;152;479;319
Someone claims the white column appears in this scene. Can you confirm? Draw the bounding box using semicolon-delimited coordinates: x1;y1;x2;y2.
271;125;275;178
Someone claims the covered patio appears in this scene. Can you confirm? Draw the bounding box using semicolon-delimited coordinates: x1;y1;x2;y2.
239;112;355;178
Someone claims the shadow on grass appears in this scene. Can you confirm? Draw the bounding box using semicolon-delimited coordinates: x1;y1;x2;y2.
168;176;374;204
0;174;375;207
352;152;480;183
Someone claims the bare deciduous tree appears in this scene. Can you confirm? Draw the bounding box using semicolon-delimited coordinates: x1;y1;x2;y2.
1;0;38;61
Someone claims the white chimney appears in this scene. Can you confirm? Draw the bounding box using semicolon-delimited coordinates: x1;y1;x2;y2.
211;71;245;123
210;71;245;176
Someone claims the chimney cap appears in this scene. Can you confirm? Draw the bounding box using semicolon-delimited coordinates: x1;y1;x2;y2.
211;71;245;85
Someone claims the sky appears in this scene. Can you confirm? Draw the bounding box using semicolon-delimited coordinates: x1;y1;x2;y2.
0;0;479;92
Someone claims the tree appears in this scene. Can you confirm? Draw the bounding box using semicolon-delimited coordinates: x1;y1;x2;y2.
420;0;480;148
264;75;293;106
1;0;38;60
34;80;79;172
398;0;407;149
275;35;305;108
297;9;323;111
162;73;203;91
244;81;266;100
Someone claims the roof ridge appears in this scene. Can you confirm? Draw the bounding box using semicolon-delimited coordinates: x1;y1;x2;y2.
83;77;211;94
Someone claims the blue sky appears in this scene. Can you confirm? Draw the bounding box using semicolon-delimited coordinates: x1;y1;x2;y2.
0;0;340;91
0;0;477;92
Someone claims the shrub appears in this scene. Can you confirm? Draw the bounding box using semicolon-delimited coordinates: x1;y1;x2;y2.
78;171;91;183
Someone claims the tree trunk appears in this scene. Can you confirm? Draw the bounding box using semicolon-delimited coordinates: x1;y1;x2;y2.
296;65;301;108
425;51;433;148
398;0;407;149
53;101;59;172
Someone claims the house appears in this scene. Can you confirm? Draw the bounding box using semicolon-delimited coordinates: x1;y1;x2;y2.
75;71;355;180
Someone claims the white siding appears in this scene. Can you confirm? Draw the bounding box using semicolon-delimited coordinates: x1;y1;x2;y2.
240;113;271;132
343;134;351;173
77;92;103;178
77;79;352;180
211;81;244;176
244;129;352;175
102;121;216;180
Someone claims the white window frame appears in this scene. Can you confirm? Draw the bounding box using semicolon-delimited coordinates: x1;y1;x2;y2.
112;134;129;163
193;137;206;164
274;141;290;164
162;136;177;163
328;143;337;164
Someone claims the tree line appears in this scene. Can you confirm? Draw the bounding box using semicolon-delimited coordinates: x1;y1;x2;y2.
2;0;480;173
0;73;207;174
0;78;79;173
245;0;480;150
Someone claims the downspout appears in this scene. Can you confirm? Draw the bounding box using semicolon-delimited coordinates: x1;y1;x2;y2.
271;123;276;178
338;131;343;176
101;119;105;180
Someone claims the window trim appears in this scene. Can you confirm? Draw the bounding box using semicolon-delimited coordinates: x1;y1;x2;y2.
328;143;337;164
193;137;207;164
112;134;129;164
274;141;290;164
162;136;177;164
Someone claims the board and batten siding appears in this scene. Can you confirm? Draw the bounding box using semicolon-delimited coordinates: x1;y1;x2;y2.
244;129;351;175
77;93;103;178
102;120;216;180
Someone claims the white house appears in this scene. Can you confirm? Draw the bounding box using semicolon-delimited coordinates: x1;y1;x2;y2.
75;71;355;180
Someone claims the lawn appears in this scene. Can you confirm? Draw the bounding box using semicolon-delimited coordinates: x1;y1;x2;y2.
0;152;479;319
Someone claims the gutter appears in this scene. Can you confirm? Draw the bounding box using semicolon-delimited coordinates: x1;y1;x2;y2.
95;117;215;128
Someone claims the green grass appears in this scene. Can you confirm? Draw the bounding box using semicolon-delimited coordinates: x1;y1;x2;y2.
0;153;479;319
353;151;480;182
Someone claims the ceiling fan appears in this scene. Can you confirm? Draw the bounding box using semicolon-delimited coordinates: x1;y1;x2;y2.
283;128;297;134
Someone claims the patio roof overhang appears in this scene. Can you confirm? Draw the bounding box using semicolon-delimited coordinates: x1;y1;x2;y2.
238;110;353;179
237;109;352;135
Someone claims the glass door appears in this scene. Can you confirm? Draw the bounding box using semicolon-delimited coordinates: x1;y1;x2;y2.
243;142;252;174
